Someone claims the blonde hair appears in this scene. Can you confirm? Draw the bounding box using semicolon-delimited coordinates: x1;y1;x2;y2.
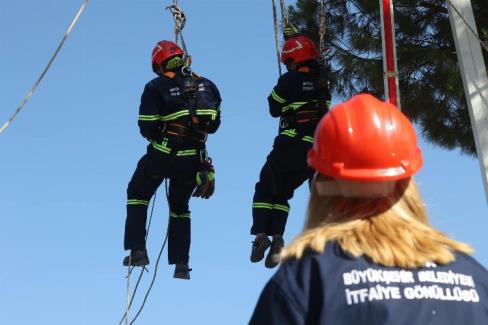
281;177;472;268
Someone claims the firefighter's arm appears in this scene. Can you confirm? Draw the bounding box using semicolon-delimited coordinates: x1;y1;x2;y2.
138;83;164;141
195;79;222;134
268;75;291;118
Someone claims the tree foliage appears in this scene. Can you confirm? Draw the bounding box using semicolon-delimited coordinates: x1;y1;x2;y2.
287;0;488;155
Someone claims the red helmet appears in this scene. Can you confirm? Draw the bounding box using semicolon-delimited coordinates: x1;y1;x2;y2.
281;35;320;64
308;94;423;182
151;40;184;70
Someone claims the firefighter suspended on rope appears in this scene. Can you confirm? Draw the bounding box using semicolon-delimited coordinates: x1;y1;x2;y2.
123;40;222;280
250;33;332;269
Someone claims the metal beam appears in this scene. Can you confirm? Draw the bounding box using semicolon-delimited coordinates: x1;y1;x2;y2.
448;0;488;205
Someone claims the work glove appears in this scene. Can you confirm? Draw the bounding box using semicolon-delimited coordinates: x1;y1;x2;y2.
283;23;299;40
192;159;215;199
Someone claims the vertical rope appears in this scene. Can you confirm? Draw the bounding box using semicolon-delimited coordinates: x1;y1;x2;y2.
279;0;288;28
272;0;282;76
173;0;179;44
125;258;132;325
318;0;327;56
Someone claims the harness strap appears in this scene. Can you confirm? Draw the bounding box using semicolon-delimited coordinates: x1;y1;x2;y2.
166;122;207;144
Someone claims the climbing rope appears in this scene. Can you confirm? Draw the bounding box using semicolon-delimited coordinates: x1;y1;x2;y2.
445;0;488;53
125;255;132;325
271;0;283;76
279;0;288;31
166;1;190;61
318;0;327;57
119;190;158;325
127;181;170;325
0;0;89;135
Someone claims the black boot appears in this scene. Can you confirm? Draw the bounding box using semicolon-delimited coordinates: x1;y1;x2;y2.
173;263;191;280
265;235;284;268
250;234;271;263
123;248;149;267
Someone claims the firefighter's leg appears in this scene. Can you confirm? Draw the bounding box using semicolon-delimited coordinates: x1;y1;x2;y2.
251;157;283;236
167;174;196;265
269;168;314;236
124;156;163;250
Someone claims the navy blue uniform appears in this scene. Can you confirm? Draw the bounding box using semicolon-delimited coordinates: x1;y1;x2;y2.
124;71;221;265
251;70;330;236
250;241;488;325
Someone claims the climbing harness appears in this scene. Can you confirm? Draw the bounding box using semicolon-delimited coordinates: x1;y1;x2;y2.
0;0;89;135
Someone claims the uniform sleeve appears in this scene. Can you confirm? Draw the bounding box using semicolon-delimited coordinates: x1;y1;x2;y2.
196;79;222;134
249;279;306;325
268;74;291;118
138;83;164;141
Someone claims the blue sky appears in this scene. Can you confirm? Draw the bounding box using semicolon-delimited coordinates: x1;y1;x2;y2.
0;1;486;324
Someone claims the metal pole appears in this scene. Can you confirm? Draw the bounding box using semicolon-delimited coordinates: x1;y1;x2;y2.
379;0;400;108
448;0;488;205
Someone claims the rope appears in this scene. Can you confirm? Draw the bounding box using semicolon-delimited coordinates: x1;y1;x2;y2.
272;0;282;76
446;0;488;53
128;180;171;325
119;191;158;325
0;0;89;135
279;0;288;29
125;256;132;325
166;2;189;57
318;0;327;57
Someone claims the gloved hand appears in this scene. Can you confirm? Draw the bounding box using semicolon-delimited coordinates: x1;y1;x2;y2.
283;23;298;40
192;160;215;199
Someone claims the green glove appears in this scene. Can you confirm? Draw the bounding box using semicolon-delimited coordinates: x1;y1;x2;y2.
193;165;215;199
283;23;298;40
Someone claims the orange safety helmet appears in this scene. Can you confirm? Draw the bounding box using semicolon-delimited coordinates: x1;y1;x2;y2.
308;94;423;182
151;40;184;72
281;35;320;64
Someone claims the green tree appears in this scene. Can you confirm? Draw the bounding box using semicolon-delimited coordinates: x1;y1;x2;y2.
287;0;488;155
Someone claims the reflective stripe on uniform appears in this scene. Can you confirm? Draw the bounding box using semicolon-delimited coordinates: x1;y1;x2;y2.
270;90;286;104
302;136;314;143
253;202;273;209
127;199;149;206
281;129;298;138
282;101;308;113
151;140;171;154
138;114;160;121
176;149;197;156
273;204;290;213
170;212;191;219
160;109;190;121
196;108;219;120
253;202;290;213
281;130;314;143
151;140;198;156
282;100;319;113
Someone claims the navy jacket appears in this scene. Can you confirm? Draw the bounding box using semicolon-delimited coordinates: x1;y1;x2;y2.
268;70;330;143
250;241;488;325
138;71;221;144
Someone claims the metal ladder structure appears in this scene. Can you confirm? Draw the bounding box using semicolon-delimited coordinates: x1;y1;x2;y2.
379;0;488;205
